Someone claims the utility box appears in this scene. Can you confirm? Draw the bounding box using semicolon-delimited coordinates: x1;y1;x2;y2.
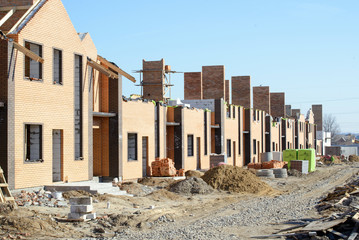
298;149;316;172
283;149;298;169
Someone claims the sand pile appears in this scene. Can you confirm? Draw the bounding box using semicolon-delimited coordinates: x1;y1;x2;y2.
201;165;273;194
185;170;204;178
120;182;154;197
147;189;184;201
349;155;359;162
169;177;213;195
138;177;176;188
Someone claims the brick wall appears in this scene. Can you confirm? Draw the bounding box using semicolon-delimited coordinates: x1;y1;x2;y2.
285;105;292;117
232;76;251;108
270;92;285;118
292;109;301;118
10;0;96;189
0;0;34;7
202;65;225;100
142;59;165;102
312;104;322;131
184;72;202;100
225;80;229;103
253;86;270;114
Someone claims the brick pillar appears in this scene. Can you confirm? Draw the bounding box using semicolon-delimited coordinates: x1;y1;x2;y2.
225;80;230;103
286;105;292;117
270;92;285;118
142;59;165;102
312;104;323;131
202;65;225;100
253;86;270;114
232;76;251;108
184;72;202;100
0;0;35;6
292;109;301;118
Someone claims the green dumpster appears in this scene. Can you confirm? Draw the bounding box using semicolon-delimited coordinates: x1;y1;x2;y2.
283;149;298;169
298;149;316;172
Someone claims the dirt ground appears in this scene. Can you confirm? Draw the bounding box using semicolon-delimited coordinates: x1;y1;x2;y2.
1;163;359;239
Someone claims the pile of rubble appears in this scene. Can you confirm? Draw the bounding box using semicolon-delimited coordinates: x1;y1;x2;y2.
14;189;67;208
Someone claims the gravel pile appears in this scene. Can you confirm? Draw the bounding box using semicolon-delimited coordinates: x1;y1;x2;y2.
169;177;213;195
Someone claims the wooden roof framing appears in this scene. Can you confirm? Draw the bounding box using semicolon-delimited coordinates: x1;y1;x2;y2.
87;58;118;79
13;41;44;63
0;8;15;28
97;55;136;83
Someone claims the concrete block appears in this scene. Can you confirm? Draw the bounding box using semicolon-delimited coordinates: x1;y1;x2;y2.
68;212;96;220
69;197;92;206
70;205;93;213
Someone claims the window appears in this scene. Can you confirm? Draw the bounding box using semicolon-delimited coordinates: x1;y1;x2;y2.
226;105;231;118
25;41;42;80
272;142;275;151
233;106;236;118
204;112;208;155
253;110;256;121
287;142;290;149
253;139;257;154
53;49;62;84
227;139;231;157
128;133;138;161
25;124;42;162
257;111;260;121
74;55;83;160
187;135;194;156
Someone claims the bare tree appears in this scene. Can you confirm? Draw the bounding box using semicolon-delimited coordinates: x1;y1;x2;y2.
323;114;340;137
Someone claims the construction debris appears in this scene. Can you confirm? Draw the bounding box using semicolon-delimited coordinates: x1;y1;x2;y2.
67;197;96;221
14;189;68;208
169;177;213;195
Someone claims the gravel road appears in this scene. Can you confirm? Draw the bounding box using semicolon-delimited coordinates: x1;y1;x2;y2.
106;164;359;240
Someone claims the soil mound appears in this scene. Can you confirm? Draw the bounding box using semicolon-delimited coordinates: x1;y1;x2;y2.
169;177;213;195
62;190;93;199
0;203;15;214
138;177;176;188
147;189;184;201
201;165;272;194
349;155;359;162
288;169;303;177
120;182;154;197
185;170;204;178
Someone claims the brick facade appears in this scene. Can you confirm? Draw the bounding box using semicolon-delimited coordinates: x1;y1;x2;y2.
142;59;165;102
232;76;251;108
225;80;230;103
184;72;202;100
312;104;323;131
270;92;285;118
202;65;225;100
292;109;301;118
253;86;270;114
285;105;292;117
0;0;34;7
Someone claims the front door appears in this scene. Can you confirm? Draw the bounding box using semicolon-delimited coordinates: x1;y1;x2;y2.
52;130;62;182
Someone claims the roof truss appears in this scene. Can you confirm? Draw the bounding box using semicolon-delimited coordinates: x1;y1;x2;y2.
0;8;15;28
87;58;118;79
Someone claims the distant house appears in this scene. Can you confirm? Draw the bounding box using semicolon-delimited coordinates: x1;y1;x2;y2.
332;134;356;146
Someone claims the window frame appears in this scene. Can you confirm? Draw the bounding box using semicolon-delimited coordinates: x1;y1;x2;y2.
24;123;43;163
53;48;63;85
127;133;138;161
24;40;43;81
187;134;194;157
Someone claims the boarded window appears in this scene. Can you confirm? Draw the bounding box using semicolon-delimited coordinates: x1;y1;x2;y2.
227;139;231;157
187;135;194;156
128;133;138;161
25;42;42;80
53;49;62;84
25;124;42;162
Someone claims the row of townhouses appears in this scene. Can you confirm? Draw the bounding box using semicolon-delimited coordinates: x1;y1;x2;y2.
0;0;327;189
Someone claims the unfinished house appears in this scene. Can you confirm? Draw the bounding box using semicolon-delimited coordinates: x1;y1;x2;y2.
295;113;307;150
224;104;243;166
0;0;98;189
281;118;295;150
306;109;316;149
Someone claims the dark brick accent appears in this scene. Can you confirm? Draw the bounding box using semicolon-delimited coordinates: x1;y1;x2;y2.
253;86;270;113
0;0;34;7
0;39;7;180
232;76;251;108
312;104;322;131
225;80;229;103
142;59;165;102
184;72;202;100
292;109;301;118
270;92;285;118
109;76;119;177
202;65;225;100
286;105;292;117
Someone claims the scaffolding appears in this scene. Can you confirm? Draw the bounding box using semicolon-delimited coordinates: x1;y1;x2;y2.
133;67;182;102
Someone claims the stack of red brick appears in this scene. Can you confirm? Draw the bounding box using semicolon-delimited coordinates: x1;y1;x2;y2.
151;158;177;177
248;160;287;170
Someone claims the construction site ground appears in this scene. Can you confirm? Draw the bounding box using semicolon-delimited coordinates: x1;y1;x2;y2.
1;162;359;240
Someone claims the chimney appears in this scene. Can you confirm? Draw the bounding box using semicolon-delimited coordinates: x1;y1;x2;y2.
253;86;270;114
232;76;251;108
184;72;202;100
270;92;285;118
312;104;323;131
202;65;225;100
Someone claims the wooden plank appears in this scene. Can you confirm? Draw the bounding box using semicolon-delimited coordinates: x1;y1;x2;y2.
0;8;15;27
0;183;8;187
87;59;118;79
301;218;347;231
97;55;136;83
348;222;359;240
327;229;347;238
13;41;44;63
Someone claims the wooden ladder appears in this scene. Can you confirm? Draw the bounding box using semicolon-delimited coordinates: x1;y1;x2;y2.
0;167;16;206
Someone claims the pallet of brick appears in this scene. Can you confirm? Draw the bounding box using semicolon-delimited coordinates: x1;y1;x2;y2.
67;197;96;221
290;160;309;174
247;163;262;169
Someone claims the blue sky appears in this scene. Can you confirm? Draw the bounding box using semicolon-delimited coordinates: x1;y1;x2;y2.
62;0;359;133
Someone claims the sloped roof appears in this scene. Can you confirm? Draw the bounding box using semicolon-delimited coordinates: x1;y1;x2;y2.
0;9;27;32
